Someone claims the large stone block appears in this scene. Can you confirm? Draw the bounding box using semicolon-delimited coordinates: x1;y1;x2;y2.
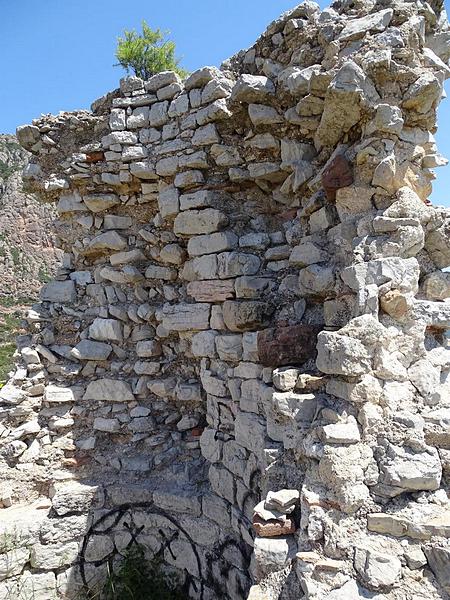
40;280;76;303
174;209;228;235
83;378;134;402
257;325;321;367
162;303;211;331
223;301;273;332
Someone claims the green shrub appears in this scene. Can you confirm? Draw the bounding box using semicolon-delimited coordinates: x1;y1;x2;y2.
103;545;186;600
115;21;188;80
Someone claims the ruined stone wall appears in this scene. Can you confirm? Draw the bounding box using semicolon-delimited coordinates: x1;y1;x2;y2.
1;1;450;598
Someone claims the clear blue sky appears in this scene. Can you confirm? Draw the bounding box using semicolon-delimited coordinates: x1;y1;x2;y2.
1;0;449;206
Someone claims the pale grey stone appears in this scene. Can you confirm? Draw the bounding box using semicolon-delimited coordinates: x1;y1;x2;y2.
339;9;393;41
192;123;220;146
149;101;169;127
174;209;228;235
89;318;123;342
44;385;76;404
70;340;112;361
0;546;30;580
253;536;297;578
162;303;211;331
248;104;283;126
40;281;76;303
174;170;204;188
187;231;238;256
354;547;401;589
83;378;134;402
231;74;275;103
191;331;218;357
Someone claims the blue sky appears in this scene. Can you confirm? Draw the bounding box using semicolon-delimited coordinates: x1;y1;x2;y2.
1;0;449;206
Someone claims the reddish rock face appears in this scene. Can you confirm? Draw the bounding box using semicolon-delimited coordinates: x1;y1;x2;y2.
253;516;296;537
321;155;353;200
257;324;322;367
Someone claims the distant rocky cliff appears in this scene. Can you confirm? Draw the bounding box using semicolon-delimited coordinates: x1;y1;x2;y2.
0;134;59;301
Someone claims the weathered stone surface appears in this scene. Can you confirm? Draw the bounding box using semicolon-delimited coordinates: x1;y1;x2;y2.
354;547;401;590
187;280;235;302
338;9;393;42
83;379;134;402
258;325;321;367
174;209;228;235
231;74;275;103
70;340;112;361
40;280;76;303
162;303;211;331
222;301;273;332
89;318;123;342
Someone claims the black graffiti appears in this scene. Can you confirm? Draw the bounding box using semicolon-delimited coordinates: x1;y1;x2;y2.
78;501;253;599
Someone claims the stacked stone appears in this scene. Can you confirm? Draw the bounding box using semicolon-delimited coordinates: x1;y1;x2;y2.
0;0;448;598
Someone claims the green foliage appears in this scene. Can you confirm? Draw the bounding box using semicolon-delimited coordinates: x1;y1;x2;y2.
0;161;20;181
115;21;188;80
102;545;186;600
38;266;51;283
0;311;20;384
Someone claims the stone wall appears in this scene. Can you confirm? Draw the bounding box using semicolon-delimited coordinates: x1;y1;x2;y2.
1;1;450;598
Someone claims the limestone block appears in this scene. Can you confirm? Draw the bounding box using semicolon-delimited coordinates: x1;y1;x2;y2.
0;546;30;580
403;72;442;114
248;104;283;126
83;193;120;213
16;572;57;600
379;443;442;494
422;271;450;300
218;252;261;279
290;241;327;266
145;265;177;281
136;340;162;358
89;318;123;342
162;303;211;331
149;101;169;127
192;123;220;145
354;547;401;590
87;231;127;253
93;417;120;432
174;169;205;189
187;231;237;257
83;379;134;402
215;334;243;361
52;483;103;516
44;385;77;403
158;185;180;218
338;8;393;41
191;331;218;357
222;300;273;332
368;507;450;540
231;74;275;103
240;379;271;413
187;280;235;302
234;412;267;455
253;536;296;579
145;70;180;92
185;66;222;90
209;464;235;504
40;280;76;303
174;209;228;235
321;416;361;445
424;547;450;592
317;330;371;376
30;542;79;570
